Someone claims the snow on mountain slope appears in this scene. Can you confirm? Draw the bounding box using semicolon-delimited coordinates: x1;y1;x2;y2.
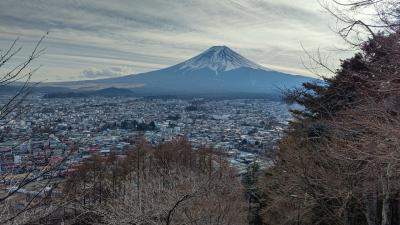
54;45;315;96
177;46;267;74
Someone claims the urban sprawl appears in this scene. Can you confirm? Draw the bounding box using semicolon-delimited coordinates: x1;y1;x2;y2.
0;96;292;178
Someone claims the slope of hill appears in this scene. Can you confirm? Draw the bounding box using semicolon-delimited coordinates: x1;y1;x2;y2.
43;87;135;98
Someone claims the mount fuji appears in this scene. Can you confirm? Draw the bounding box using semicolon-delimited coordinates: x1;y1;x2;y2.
55;46;314;97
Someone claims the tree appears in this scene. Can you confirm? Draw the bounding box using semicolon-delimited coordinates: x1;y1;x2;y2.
63;138;248;225
320;0;400;46
0;36;44;121
0;35;74;225
260;1;400;225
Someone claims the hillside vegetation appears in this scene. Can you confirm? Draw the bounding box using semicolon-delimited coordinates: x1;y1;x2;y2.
62;138;248;225
259;1;400;224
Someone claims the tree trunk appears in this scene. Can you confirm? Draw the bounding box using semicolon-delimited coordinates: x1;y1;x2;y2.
382;192;390;225
364;191;378;225
382;165;391;225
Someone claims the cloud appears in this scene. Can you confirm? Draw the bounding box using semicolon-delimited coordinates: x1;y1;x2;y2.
81;66;135;79
0;0;353;81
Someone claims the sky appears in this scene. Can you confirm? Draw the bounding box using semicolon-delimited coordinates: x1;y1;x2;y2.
0;0;353;82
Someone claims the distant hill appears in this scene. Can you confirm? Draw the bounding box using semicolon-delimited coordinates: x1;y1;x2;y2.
90;87;135;97
43;87;135;98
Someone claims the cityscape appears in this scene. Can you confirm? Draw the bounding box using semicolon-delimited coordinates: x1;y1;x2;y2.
0;95;292;178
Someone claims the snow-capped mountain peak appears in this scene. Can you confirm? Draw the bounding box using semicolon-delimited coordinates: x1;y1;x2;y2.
56;45;313;96
178;46;267;74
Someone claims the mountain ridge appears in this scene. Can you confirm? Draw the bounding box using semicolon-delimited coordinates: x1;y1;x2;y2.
46;46;315;97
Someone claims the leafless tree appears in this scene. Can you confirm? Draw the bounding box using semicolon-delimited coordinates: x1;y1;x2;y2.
63;138;248;225
0;34;75;225
260;1;400;225
0;35;46;122
319;0;400;45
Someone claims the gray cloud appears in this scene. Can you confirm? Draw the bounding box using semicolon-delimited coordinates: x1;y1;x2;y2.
0;0;353;81
81;66;135;79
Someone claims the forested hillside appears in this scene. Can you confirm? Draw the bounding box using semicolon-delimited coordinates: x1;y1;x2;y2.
258;1;400;224
62;138;248;225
